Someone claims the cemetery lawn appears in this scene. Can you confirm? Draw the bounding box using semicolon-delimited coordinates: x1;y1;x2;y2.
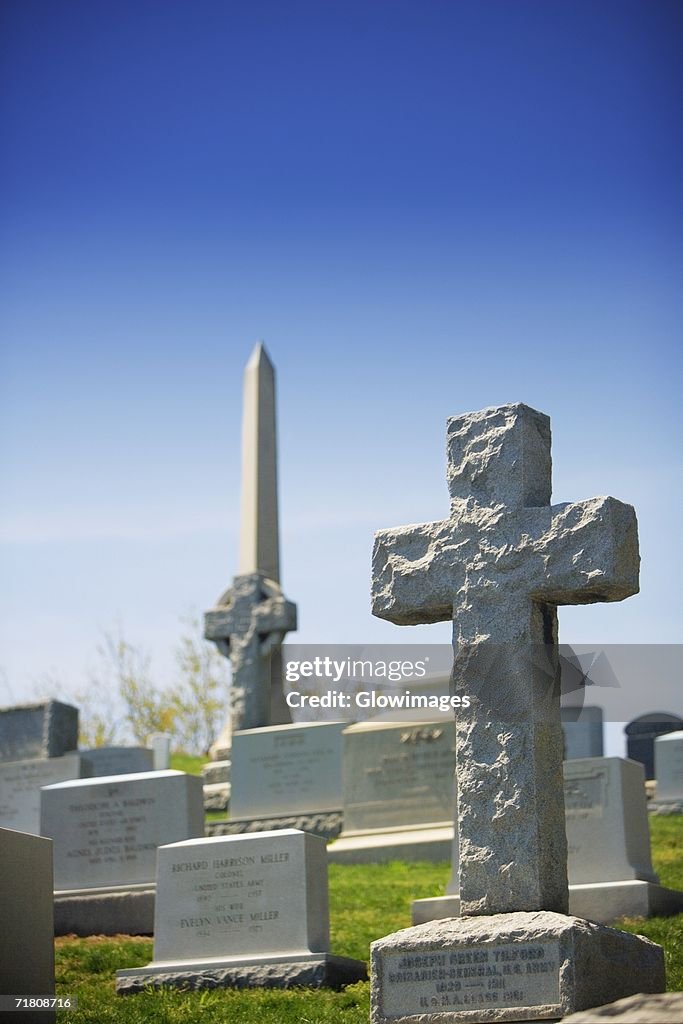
54;816;683;1022
169;753;203;775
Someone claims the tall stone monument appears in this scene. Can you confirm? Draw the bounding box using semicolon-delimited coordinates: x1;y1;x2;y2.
205;343;297;757
370;404;664;1023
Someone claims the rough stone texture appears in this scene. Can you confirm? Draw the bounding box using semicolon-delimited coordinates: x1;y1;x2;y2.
370;912;664;1024
201;759;231;785
54;886;155;936
0;700;78;762
1;828;55;1023
563;992;683;1023
413;755;679;926
204;343;297;739
117;953;367;994
206;810;342;840
372;403;640;916
203;781;231;811
201;755;231;812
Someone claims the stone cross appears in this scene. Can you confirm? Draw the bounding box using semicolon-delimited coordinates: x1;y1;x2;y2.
372;403;639;916
205;344;297;737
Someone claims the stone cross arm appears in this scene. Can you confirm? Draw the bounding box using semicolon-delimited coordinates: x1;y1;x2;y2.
372;494;639;628
532;495;639;606
204;600;297;644
204;573;297;648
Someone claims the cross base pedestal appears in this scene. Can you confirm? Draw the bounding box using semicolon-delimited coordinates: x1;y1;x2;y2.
371;911;664;1024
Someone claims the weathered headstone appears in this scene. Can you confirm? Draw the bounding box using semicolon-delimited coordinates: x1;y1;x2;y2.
211;721;344;839
0;753;89;834
370;404;664;1023
328;719;455;862
116;829;366;993
0;828;55;1024
654;730;683;805
81;746;154;777
0;700;78;762
204;343;297;744
41;769;204;935
626;712;683;780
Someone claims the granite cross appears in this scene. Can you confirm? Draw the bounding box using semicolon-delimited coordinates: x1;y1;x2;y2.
372;403;639;916
205;572;296;731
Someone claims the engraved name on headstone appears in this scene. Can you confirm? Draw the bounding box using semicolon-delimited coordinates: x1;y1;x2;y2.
41;770;204;890
116;829;367;993
379;939;560;1018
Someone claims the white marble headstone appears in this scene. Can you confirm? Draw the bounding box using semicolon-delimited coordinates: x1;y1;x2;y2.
115;827;367;993
153;828;328;961
41;769;204;891
563;757;658;884
654;730;683;803
230;722;344;818
0;753;88;835
148;733;171;771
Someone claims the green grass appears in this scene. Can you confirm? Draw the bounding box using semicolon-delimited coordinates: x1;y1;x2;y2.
53;816;683;1022
651;814;683;891
169;753;204;776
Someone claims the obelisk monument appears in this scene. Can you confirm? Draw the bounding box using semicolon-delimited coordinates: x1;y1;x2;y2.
205;343;297;759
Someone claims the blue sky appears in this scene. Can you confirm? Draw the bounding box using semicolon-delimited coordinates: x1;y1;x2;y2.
1;1;681;740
